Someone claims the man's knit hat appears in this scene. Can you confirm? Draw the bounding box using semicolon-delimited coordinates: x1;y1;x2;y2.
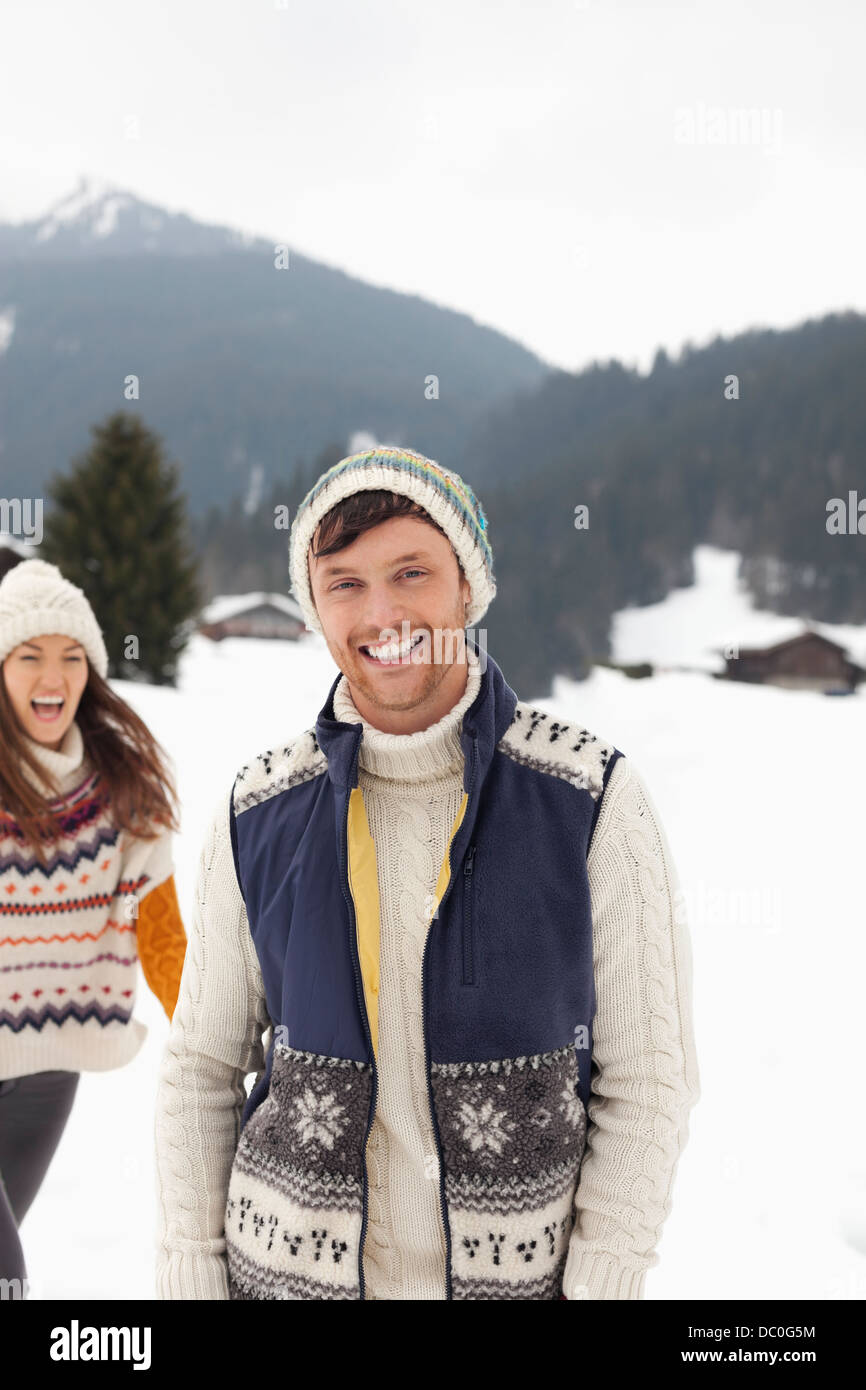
288;446;496;636
0;559;108;677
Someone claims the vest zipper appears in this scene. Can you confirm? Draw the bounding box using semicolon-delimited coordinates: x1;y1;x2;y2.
461;843;477;985
422;731;480;1300
337;742;378;1302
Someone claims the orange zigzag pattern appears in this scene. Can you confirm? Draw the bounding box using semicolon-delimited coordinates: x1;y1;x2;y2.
0;920;136;947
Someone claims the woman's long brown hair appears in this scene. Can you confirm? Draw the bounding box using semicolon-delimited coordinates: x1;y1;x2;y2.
0;661;180;864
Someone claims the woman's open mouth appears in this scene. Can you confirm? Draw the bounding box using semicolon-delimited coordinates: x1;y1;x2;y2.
359;633;425;667
31;696;65;722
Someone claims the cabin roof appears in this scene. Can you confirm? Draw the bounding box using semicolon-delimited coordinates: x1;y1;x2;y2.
199;591;305;625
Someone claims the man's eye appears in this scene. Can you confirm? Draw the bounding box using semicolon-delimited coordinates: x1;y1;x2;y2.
332;570;425;592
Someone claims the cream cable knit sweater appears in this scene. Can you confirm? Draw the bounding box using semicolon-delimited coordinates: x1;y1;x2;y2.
154;669;700;1300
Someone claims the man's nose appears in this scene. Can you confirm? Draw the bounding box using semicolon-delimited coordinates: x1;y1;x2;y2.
361;590;413;639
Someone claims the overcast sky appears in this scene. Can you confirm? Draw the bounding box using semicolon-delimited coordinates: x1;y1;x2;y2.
1;0;863;373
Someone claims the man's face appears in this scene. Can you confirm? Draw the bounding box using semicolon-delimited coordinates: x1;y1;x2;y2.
309;514;472;718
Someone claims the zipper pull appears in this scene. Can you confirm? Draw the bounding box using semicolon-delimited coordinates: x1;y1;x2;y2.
464;844;476;875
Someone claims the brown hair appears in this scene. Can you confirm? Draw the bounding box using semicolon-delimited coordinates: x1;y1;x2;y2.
0;548;24;582
0;661;180;863
311;489;464;577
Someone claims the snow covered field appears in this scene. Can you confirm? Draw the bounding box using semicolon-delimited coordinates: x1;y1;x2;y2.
18;548;866;1300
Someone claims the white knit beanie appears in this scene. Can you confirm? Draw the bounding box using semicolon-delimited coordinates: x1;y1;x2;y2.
288;446;496;637
0;559;109;677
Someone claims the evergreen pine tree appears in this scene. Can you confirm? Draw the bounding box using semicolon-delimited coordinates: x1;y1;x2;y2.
40;410;202;686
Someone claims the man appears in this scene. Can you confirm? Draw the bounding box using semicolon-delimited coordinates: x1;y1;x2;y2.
154;445;700;1301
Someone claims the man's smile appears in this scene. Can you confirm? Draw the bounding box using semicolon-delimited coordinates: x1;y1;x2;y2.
358;632;425;666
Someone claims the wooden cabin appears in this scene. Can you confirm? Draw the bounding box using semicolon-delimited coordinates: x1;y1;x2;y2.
718;628;865;693
198;592;308;642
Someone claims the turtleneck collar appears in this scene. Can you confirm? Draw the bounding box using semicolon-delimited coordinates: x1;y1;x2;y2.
332;660;483;783
19;719;87;798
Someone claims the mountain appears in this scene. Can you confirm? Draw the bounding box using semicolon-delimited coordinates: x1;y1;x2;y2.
0;175;549;511
0;175;265;261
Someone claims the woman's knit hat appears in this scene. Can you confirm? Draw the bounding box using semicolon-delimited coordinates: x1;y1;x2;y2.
288;446;496;636
0;559;108;677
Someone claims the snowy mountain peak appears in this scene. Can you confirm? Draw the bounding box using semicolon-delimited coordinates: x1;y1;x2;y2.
34;174;136;244
0;175;269;262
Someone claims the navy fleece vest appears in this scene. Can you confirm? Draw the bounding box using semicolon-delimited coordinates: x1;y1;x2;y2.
225;640;622;1300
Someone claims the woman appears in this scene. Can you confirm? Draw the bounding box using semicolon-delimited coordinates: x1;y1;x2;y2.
0;557;187;1297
